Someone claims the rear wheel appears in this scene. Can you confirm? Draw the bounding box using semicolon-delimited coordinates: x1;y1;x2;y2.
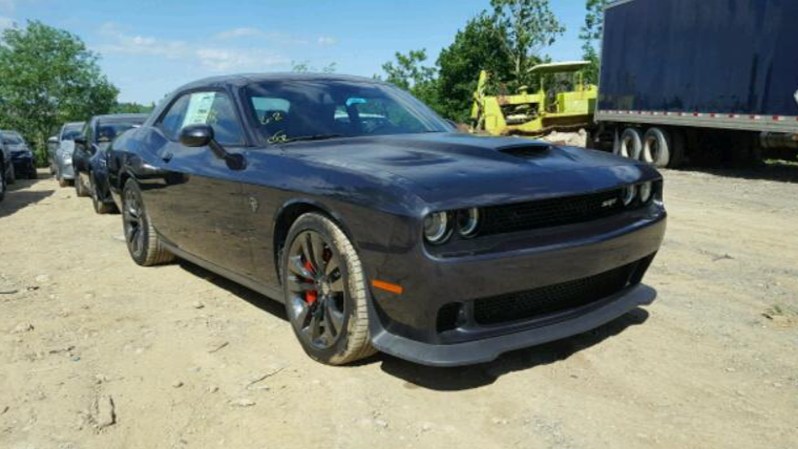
121;179;175;266
616;128;643;160
75;173;89;197
643;127;672;168
282;213;376;365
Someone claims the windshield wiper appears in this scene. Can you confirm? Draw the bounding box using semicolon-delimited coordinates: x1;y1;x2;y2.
282;133;344;143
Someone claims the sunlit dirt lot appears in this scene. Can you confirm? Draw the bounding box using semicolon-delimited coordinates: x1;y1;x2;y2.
1;165;796;449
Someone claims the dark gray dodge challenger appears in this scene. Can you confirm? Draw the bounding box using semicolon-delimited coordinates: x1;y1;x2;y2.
106;73;666;367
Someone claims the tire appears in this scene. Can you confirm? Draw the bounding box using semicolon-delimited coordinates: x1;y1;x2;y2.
121;179;175;266
0;164;6;202
75;173;89;197
91;175;114;214
616;128;643;160
282;213;376;365
7;164;15;185
28;167;37;180
642;127;672;168
58;177;69;188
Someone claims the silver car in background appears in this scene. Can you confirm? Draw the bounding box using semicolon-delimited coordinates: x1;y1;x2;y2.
53;121;85;187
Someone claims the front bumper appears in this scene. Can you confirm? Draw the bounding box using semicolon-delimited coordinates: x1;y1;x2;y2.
11;154;35;173
361;206;667;367
56;158;75;180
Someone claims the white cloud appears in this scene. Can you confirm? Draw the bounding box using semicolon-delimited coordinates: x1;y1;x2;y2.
195;47;287;71
96;22;287;72
0;15;14;32
214;27;263;40
317;36;337;46
97;22;188;59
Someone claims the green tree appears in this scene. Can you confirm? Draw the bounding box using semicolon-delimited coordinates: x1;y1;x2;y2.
580;0;608;84
0;21;118;163
436;13;514;122
490;0;565;87
111;102;155;114
379;49;441;113
291;60;337;73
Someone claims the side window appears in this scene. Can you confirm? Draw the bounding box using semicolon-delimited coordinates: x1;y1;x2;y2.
159;91;246;146
158;95;191;140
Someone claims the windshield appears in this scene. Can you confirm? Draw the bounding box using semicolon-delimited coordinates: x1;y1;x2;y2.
61;124;84;141
94;120;144;144
2;133;24;145
243;80;450;144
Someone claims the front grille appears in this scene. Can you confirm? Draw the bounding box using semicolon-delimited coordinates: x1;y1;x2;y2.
473;261;638;325
479;189;625;236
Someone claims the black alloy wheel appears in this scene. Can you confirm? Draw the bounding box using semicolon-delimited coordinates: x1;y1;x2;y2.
282;213;375;365
286;230;347;350
121;179;174;266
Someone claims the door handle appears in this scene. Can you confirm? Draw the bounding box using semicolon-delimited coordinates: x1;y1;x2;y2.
161;151;174;163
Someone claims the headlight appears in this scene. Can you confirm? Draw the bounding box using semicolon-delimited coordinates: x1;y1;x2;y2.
424;212;451;244
457;208;480;238
639;181;653;203
63;158;73;165
622;185;636;206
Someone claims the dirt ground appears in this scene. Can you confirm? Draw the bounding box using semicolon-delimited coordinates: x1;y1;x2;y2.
1;164;797;449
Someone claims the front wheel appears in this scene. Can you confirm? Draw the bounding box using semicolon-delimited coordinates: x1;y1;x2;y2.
121;179;175;266
282;213;376;365
91;176;114;214
0;165;6;202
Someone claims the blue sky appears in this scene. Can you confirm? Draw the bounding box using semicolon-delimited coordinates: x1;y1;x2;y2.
0;0;588;104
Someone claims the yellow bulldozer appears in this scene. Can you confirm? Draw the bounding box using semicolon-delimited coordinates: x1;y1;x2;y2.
470;61;598;136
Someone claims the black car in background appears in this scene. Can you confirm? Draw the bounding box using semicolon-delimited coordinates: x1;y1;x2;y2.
1;130;36;180
106;74;666;367
73;114;147;211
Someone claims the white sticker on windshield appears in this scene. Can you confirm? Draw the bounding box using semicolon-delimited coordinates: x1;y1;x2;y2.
183;92;216;127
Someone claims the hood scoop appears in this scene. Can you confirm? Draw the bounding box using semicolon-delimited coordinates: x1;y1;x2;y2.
497;142;554;159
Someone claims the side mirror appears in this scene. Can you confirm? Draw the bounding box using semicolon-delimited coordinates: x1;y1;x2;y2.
180;124;213;147
179;124;246;171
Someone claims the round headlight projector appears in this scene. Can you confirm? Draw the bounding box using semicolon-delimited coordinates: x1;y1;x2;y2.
424;212;450;244
457;208;480;238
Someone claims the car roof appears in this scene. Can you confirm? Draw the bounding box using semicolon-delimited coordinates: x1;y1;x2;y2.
91;113;149;123
176;72;386;91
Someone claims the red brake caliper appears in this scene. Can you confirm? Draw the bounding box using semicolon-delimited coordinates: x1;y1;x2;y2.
304;260;318;305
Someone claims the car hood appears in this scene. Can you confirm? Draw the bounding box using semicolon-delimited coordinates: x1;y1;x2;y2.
278;133;656;208
7;144;28;152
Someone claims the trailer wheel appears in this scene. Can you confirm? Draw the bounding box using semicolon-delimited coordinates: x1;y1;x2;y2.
643;128;672;167
616;128;642;160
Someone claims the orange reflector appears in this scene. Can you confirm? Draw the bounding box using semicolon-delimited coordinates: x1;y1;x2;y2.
372;280;403;295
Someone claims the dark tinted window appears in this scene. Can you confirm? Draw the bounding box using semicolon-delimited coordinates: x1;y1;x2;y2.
95;120;144;144
244;80;449;144
158;95;191;140
159;91;245;146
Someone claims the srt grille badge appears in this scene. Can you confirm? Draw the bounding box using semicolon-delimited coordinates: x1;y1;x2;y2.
602;198;618;208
